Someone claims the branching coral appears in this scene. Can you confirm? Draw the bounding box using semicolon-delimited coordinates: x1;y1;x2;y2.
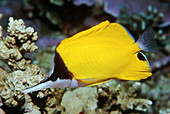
0;17;38;70
0;15;65;113
104;0;170;25
116;5;164;34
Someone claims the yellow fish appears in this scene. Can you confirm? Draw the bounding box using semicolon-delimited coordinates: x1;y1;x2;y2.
23;21;155;94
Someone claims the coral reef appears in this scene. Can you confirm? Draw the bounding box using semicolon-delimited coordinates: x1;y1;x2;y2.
0;15;65;113
104;0;170;24
22;0;92;28
140;76;170;113
116;5;163;34
0;17;38;70
96;81;152;114
0;15;153;113
0;0;170;112
60;81;152;114
21;0;170;41
22;0;109;36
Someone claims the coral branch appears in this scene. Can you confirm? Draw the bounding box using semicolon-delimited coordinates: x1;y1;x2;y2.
0;15;65;113
0;17;38;71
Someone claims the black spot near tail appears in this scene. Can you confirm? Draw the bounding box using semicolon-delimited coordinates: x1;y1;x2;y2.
137;52;146;61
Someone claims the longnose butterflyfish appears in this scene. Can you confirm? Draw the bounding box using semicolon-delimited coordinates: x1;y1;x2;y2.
23;21;156;94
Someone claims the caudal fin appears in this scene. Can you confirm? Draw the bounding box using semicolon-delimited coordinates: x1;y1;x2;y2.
137;25;159;53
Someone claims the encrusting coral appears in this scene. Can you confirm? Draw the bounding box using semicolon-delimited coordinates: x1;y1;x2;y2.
0;14;153;113
95;81;152;114
61;87;98;114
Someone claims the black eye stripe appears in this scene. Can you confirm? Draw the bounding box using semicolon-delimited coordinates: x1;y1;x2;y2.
137;52;146;61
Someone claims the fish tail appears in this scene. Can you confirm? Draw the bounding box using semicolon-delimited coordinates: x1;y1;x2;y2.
137;25;159;53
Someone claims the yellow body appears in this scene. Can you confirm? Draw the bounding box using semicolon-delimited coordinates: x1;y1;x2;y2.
56;21;152;86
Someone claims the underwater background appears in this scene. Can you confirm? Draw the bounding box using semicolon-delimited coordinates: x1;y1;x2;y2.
0;0;170;114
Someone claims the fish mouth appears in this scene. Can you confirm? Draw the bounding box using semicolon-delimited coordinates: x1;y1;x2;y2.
22;78;86;94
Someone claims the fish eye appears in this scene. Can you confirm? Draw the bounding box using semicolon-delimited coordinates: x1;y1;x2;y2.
137;52;146;61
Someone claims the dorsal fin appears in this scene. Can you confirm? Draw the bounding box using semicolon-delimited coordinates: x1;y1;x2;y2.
58;21;136;49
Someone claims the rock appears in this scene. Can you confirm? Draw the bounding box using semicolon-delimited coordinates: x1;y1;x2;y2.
61;87;98;114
